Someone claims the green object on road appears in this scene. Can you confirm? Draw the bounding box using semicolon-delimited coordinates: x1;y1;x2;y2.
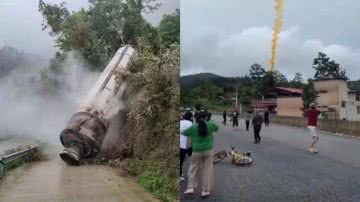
184;121;219;152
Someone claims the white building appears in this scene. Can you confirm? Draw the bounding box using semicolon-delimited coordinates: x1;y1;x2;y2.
314;79;360;121
347;91;360;121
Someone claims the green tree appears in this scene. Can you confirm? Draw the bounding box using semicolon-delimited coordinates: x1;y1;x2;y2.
293;72;303;83
289;72;305;88
258;71;276;97
38;0;70;36
39;0;160;69
313;52;348;81
272;70;288;86
158;9;180;48
190;80;223;101
303;79;318;109
249;63;266;81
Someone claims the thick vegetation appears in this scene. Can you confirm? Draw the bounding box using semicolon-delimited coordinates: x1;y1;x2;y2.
38;1;179;201
123;43;179;201
181;52;353;110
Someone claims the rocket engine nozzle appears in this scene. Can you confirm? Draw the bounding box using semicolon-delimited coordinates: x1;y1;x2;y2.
59;111;108;165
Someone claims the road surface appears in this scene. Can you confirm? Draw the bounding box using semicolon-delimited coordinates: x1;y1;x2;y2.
180;115;360;202
0;137;158;202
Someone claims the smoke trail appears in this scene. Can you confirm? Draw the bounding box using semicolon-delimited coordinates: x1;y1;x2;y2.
269;0;285;71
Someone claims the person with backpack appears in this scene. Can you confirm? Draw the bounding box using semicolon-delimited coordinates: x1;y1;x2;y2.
183;112;219;198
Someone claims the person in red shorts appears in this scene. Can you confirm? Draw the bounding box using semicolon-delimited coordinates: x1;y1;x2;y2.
304;103;321;154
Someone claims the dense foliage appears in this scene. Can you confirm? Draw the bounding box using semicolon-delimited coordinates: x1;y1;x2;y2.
313;52;348;81
38;1;180;201
181;51;355;111
181;64;305;110
123;44;179;201
302;79;317;108
39;0;179;71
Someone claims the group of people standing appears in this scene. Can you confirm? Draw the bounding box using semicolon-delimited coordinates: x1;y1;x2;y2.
180;109;218;198
223;109;270;143
179;104;323;198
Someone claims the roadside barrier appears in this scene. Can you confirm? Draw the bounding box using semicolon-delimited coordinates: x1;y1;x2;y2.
0;146;38;178
271;116;360;137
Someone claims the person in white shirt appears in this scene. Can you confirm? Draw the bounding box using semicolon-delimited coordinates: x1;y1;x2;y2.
180;111;193;181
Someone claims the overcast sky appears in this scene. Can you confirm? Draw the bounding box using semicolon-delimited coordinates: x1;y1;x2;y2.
181;0;360;80
0;0;179;59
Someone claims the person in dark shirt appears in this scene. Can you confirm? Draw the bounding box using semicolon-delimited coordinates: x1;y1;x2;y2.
252;112;263;143
304;103;321;154
204;109;212;121
245;111;252;131
232;110;239;131
194;110;201;123
264;110;270;127
222;110;227;125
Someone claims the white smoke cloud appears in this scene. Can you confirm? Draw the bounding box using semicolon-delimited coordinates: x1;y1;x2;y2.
181;26;360;80
0;51;99;144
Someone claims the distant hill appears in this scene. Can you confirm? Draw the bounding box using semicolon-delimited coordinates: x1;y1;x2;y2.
181;73;224;89
181;72;360;92
181;72;252;92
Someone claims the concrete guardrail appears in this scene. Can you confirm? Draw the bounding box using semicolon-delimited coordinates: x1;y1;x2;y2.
0;146;38;178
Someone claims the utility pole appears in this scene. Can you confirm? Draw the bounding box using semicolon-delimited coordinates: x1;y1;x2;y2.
235;86;238;111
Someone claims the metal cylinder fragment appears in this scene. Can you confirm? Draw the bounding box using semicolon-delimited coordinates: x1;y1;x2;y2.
59;45;136;165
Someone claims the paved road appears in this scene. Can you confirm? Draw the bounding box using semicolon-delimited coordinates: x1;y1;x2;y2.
0;159;158;202
181;115;360;202
0;136;158;202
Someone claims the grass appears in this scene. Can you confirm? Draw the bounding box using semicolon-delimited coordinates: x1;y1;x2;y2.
123;159;178;202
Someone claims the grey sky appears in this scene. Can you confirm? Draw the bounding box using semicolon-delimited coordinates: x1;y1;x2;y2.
181;0;360;80
0;0;179;59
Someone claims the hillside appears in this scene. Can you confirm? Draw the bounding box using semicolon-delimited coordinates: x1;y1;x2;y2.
180;73;224;89
181;72;252;92
181;72;360;92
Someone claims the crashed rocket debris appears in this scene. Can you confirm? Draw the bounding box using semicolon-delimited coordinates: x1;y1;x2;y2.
59;45;136;165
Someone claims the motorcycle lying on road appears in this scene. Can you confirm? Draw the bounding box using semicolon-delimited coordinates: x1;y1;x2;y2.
213;146;253;166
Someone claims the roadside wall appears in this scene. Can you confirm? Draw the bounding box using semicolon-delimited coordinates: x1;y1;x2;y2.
271;116;360;137
277;97;303;117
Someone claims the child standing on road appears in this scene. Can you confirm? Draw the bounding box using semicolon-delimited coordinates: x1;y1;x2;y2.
305;103;321;154
183;112;219;198
252;112;263;143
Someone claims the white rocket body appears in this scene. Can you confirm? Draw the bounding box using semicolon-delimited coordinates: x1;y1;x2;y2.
59;45;136;165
